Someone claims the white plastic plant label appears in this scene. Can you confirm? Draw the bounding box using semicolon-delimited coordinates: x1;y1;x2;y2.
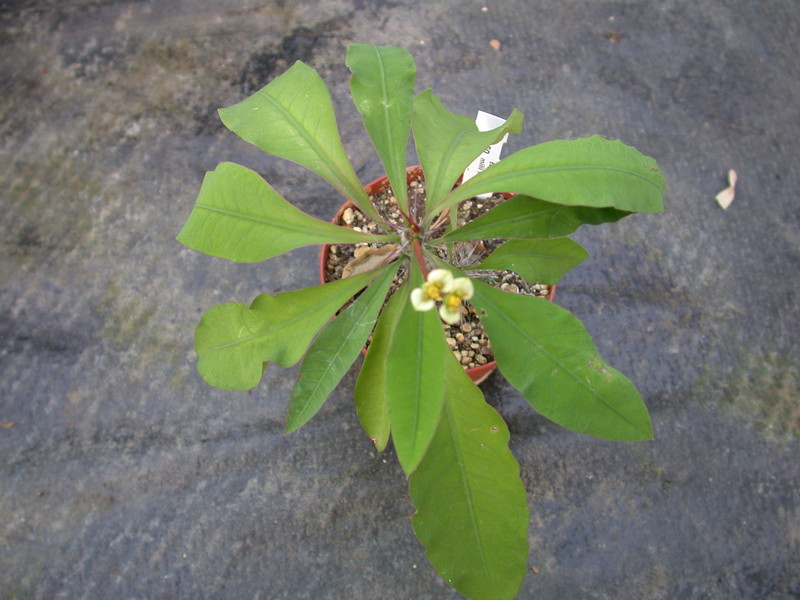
462;111;508;198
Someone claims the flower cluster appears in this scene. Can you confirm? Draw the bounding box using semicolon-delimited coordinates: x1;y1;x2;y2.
410;269;474;325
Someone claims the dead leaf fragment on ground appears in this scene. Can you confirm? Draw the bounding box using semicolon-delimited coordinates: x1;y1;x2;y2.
342;245;398;279
715;169;738;209
489;39;501;51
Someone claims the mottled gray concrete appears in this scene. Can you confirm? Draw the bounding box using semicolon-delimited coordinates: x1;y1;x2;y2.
1;1;798;599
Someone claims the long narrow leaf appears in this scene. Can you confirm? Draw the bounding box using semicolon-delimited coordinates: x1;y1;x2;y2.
353;273;409;452
413;90;522;217
218;61;382;222
410;354;529;600
195;269;379;391
347;44;415;214
440;195;630;242
385;261;447;475
470;278;653;440
435;136;665;215
475;238;588;285
286;262;399;433
177;162;395;262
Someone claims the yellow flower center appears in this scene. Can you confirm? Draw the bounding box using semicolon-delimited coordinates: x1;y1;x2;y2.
444;293;462;309
425;283;443;300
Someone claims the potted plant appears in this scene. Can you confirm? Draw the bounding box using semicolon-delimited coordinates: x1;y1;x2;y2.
177;44;665;600
318;165;559;386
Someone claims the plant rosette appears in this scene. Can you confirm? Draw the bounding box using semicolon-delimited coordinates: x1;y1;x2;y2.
319;165;557;385
176;43;665;600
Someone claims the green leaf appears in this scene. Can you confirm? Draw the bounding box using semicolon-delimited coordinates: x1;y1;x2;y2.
470;278;653;441
440;195;630;242
347;44;415;214
413;90;522;216
286;262;399;433
195;269;380;391
476;238;589;285
385;261;448;475
217;61;381;222
436;135;665;215
353;273;408;452
177;162;395;262
409;354;529;600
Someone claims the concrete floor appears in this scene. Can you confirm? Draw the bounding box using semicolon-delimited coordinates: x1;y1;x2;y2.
1;1;798;598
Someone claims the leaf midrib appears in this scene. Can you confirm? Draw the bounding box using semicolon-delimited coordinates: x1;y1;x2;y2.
194;203;389;242
428;129;469;207
255;87;362;201
290;319;364;424
475;289;642;431
464;165;662;191
442;203;564;241
407;307;426;462
290;268;394;426
372;46;401;181
443;397;495;594
204;275;374;355
255;87;337;167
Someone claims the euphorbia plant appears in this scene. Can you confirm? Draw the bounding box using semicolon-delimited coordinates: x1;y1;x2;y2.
177;44;664;600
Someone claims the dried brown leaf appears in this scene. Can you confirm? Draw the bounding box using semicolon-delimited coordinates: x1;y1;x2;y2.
715;169;738;210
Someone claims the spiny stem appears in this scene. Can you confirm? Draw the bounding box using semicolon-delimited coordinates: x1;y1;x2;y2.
412;238;429;279
398;206;420;233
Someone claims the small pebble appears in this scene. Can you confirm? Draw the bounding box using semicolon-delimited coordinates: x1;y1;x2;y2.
342;207;355;225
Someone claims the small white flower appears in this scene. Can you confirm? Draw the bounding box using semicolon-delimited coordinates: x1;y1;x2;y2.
437;276;474;324
410;287;435;311
439;302;462;324
426;269;455;294
451;277;474;300
411;269;474;325
410;268;454;312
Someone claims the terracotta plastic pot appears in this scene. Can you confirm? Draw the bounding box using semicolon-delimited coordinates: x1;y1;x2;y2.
319;166;556;385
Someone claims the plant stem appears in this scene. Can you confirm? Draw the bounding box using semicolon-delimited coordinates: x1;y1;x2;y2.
412;238;429;279
398;206;421;234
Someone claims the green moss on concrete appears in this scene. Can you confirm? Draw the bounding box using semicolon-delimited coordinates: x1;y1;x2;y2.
725;350;800;440
3;147;95;257
97;275;188;388
99;277;156;348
